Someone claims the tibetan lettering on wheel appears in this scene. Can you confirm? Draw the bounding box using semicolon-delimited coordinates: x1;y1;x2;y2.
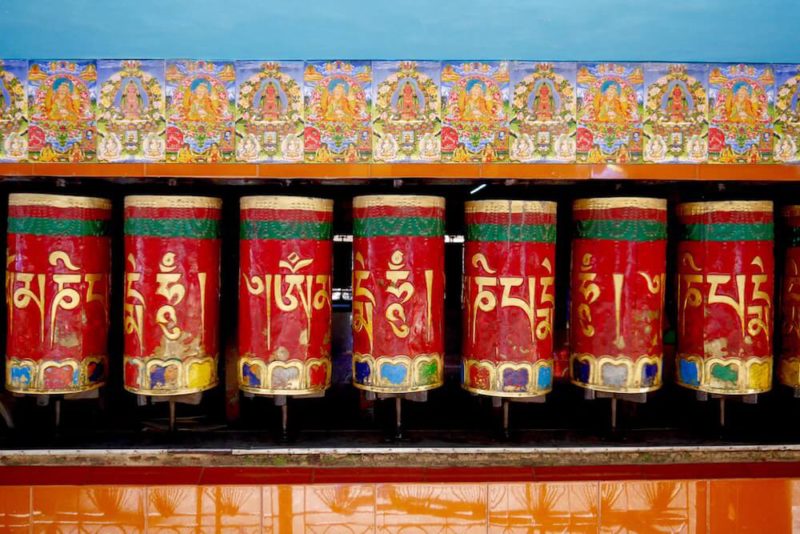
462;200;556;397
238;196;333;395
676;201;773;395
6;193;111;395
123;195;222;396
781;206;800;390
570;197;667;394
351;195;445;393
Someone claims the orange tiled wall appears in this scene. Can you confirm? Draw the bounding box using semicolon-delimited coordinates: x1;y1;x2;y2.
0;478;796;533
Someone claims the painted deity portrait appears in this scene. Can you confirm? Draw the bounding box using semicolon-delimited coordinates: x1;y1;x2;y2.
774;64;800;163
28;60;96;162
441;61;509;162
97;60;165;162
576;63;643;163
510;62;576;162
0;60;28;162
708;64;774;163
165;60;235;163
373;61;441;162
304;61;371;163
235;61;303;162
643;63;709;163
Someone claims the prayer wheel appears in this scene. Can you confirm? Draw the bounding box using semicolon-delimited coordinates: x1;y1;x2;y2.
570;197;667;394
238;195;333;395
5;193;111;395
676;201;774;395
123;195;222;396
781;206;800;390
351;195;445;393
462;199;556;397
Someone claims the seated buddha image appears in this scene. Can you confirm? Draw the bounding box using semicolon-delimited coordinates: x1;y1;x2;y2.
531;81;556;121
459;79;497;122
594;80;633;124
321;79;360;122
44;78;83;122
664;82;690;122
182;78;221;122
257;81;284;121
724;82;763;124
118;79;145;121
393;80;422;121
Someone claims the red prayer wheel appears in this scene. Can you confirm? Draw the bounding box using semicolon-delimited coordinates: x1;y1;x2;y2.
676;201;774;395
570;197;667;394
5;193;111;395
351;195;445;393
123;195;222;396
238;196;333;395
462;200;556;397
781;206;800;389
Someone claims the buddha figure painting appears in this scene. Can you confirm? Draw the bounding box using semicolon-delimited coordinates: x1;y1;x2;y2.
773;64;800;163
373;61;441;162
441;61;509;162
576;63;643;163
27;60;96;162
97;60;165;162
643;63;709;163
236;61;304;162
165;60;235;163
708;64;774;163
510;62;576;162
304;61;371;163
0;60;28;162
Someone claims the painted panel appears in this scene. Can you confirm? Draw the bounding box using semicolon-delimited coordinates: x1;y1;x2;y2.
775;63;800;163
97;59;165;162
643;63;709;163
708;63;774;163
372;60;441;162
165;60;236;163
235;61;304;163
304;60;371;163
27;60;96;162
441;61;509;162
510;62;577;162
0;59;27;162
576;62;644;163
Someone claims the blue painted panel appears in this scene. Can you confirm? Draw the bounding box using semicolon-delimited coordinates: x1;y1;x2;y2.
0;0;798;62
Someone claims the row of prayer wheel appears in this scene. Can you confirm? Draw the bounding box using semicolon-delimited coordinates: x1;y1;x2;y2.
3;193;795;401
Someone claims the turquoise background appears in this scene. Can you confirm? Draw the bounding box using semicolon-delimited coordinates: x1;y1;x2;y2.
0;0;798;61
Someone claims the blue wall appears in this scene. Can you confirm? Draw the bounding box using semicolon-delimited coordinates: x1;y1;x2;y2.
1;0;798;62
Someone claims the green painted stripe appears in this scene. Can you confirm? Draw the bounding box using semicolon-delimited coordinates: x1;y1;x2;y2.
682;223;773;242
8;217;108;237
575;219;667;241
241;220;332;240
125;217;220;239
467;223;556;243
354;216;444;237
